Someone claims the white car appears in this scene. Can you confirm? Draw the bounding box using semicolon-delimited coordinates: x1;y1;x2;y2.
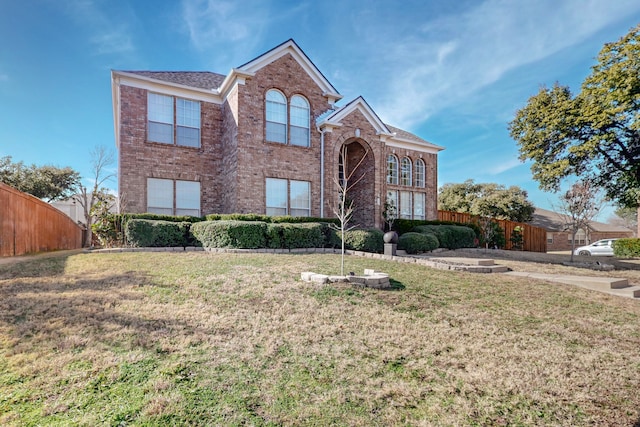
573;239;618;256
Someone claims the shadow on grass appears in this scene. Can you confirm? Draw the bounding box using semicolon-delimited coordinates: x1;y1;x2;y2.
389;279;405;291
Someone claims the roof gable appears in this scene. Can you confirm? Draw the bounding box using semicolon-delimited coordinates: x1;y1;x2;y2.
237;39;342;104
318;96;390;134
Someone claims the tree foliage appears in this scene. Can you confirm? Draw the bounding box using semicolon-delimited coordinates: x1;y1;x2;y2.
509;24;640;208
438;179;535;222
0;155;79;201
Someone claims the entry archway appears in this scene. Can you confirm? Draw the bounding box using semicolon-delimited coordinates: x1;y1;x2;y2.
337;139;375;228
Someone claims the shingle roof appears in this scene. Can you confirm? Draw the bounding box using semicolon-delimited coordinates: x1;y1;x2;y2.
124;71;226;90
385;124;432;146
530;208;634;233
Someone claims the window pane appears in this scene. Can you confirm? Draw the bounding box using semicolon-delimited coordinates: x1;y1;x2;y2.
290;126;309;147
177;98;200;128
290;96;309;147
177;126;200;147
147;178;173;214
149;122;173;144
387;155;398;185
290;180;310;216
266;178;287;215
401;157;412;186
266;90;287;143
413;193;425;220
148;93;173;124
415;159;425;187
400;191;412;219
266;122;286;143
176;180;200;216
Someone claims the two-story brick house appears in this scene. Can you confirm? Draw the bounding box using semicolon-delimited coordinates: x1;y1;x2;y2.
111;39;443;229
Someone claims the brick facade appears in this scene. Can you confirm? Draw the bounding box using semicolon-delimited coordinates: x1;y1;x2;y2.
112;40;443;228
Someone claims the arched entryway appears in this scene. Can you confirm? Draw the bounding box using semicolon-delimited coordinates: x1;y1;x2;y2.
337;139;376;228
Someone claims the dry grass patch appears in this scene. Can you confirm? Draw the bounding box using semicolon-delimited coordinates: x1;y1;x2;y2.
1;251;639;426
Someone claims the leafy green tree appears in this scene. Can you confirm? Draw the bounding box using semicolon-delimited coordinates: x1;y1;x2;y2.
438;179;535;222
509;24;640;234
609;206;638;234
0;155;80;201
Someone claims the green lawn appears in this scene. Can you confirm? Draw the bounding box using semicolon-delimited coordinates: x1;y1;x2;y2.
1;252;639;426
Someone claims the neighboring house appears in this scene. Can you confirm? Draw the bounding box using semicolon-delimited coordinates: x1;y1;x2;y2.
50;197;85;226
530;208;634;252
111;39;443;229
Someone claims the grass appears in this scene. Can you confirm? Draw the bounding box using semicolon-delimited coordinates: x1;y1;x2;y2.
1;251;639;426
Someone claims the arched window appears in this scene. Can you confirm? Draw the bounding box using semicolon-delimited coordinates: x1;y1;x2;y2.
401;157;412;186
415;158;425;187
290;95;310;147
387;155;399;185
266;90;287;143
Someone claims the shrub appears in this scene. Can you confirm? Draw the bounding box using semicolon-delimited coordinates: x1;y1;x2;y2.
265;222;326;249
413;225;475;249
191;221;267;249
394;218;481;239
343;228;384;253
398;232;439;254
125;219;192;247
613;238;640;258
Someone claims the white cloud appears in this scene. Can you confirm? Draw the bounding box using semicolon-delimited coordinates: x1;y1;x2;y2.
181;0;270;69
352;0;640;129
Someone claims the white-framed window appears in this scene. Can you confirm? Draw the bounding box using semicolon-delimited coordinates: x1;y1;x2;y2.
266;90;287;143
290;95;310;147
415;158;425;188
148;93;174;144
290;180;311;216
400;191;412;219
147;178;201;216
413;193;425;220
547;233;554;244
401;157;412;186
387;155;399;185
147;178;173;215
569;228;586;245
177;98;201;147
148;93;201;147
266;178;311;217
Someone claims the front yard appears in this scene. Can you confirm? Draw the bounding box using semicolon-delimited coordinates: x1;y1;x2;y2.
1;252;639;426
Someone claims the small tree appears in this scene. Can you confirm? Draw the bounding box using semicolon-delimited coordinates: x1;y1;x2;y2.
331;143;369;276
382;198;397;232
553;181;603;262
510;225;524;250
74;146;116;247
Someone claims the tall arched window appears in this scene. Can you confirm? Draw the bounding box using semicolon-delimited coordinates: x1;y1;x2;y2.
401;157;412;186
415;158;425;187
266;90;287;143
290;95;310;147
387;155;399;185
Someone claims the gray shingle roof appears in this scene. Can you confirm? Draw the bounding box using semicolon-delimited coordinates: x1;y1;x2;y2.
385;124;432;146
531;208;634;233
124;71;226;90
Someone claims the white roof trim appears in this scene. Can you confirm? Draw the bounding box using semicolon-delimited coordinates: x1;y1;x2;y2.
318;96;390;134
238;39;342;104
112;71;223;103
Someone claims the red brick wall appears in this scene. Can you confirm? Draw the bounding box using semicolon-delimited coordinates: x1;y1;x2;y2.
117;85;223;215
547;231;634;251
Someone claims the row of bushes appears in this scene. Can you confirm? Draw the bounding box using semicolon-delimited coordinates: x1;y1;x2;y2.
123;219;386;253
613;238;640;258
396;225;476;254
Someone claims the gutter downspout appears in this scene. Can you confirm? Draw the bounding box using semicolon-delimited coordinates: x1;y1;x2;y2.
318;126;325;218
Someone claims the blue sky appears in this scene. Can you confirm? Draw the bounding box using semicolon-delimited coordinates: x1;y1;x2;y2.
2;0;640;220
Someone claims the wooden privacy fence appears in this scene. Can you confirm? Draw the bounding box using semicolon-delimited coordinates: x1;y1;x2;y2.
0;182;83;257
438;210;547;253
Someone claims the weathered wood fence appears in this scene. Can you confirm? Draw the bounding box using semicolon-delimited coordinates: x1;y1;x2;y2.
438;210;547;253
0;182;83;257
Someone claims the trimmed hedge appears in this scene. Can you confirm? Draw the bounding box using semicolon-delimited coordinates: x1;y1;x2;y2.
394;218;481;239
265;222;326;249
343;228;384;253
125;219;195;247
613;238;640;258
413;225;476;249
398;232;439;254
204;213;340;226
191;221;267;249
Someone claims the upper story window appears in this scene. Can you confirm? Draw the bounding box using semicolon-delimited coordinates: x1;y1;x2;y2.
148;93;201;147
290;95;310;147
265;90;310;147
415;158;425;188
401;157;412;186
266;90;287;143
387;155;399;185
